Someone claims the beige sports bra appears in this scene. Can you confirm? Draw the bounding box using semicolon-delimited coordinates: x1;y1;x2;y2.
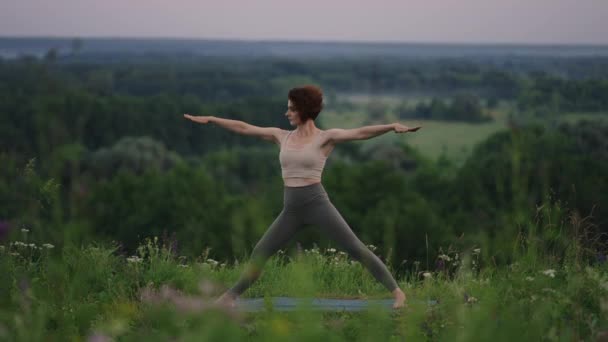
279;130;328;181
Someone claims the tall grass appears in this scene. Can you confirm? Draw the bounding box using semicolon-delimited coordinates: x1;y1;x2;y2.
1;204;607;341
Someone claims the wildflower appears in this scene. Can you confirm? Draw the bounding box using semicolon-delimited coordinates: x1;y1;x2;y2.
21;228;29;233
0;221;11;241
472;248;481;254
541;269;556;278
127;256;143;263
10;252;20;256
367;244;377;251
525;276;535;281
42;243;54;249
438;254;451;261
87;332;113;342
467;296;478;304
206;258;219;266
422;272;432;279
436;259;445;271
327;248;336;253
178;264;190;268
28;243;36;248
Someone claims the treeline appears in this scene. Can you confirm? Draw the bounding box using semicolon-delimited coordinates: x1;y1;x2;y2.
395;93;491;122
517;73;608;116
3;57;608;164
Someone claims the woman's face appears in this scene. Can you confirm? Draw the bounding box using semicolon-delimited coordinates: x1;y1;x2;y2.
285;99;302;126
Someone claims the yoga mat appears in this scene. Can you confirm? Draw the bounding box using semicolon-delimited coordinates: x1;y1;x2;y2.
233;297;438;312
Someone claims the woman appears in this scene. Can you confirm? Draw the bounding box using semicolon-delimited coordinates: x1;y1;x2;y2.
183;85;421;309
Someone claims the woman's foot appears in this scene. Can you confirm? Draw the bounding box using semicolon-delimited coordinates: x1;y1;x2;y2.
392;288;407;309
214;291;238;309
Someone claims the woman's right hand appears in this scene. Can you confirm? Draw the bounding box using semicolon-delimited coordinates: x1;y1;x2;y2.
184;114;213;124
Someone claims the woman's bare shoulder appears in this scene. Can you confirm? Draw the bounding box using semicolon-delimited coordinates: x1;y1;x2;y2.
276;129;291;146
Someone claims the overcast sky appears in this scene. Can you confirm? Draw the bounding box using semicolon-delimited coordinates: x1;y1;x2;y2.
1;0;607;45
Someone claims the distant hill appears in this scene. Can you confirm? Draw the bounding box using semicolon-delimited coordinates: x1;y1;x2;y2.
1;36;608;60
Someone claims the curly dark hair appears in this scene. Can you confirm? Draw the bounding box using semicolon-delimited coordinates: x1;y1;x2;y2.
288;85;324;122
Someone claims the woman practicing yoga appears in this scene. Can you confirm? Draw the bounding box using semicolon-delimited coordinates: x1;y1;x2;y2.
183;85;421;309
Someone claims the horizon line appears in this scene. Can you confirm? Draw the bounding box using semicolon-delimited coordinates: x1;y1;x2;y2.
1;34;607;48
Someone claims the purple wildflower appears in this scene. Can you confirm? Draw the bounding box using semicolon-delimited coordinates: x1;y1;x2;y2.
0;221;11;241
435;258;445;271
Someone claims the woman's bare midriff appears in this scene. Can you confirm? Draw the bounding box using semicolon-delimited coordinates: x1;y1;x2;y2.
284;178;321;187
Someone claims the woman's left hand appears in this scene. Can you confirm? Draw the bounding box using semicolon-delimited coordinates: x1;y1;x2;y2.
393;123;422;133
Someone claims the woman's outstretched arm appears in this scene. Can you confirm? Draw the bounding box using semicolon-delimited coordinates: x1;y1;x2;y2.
183;114;284;144
326;123;421;144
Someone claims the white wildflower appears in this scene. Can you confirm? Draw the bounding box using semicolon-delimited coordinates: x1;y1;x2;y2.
438;254;451;261
42;243;55;249
127;255;143;263
367;244;377;251
28;243;36;248
525;276;535;281
206;258;219;266
467;296;478;303
178;264;190;268
541;269;556;278
473;248;481;254
327;248;336;253
21;228;29;233
422;272;432;279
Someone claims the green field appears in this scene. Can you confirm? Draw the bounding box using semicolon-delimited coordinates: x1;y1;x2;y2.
322;96;608;165
321;97;511;165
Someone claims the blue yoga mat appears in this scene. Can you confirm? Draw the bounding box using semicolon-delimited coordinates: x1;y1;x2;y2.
233;297;438;312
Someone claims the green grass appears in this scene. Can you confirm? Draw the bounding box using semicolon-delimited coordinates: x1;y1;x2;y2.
2;217;607;341
320;101;510;165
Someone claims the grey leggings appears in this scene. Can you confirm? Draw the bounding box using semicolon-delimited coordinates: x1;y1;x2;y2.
227;182;399;296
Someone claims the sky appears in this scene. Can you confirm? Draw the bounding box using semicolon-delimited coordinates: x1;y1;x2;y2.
1;0;607;45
